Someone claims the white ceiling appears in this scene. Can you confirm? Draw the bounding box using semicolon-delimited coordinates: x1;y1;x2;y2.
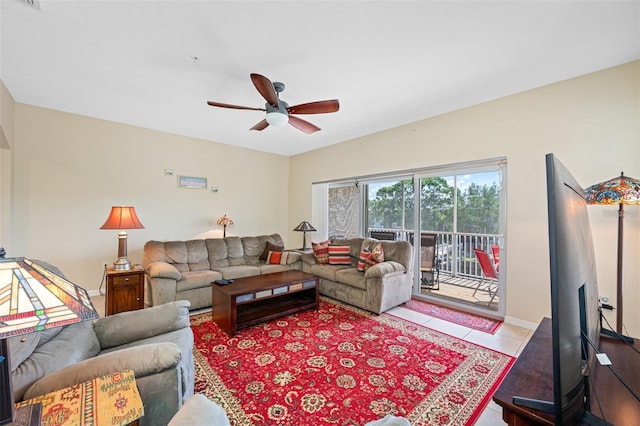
2;1;639;156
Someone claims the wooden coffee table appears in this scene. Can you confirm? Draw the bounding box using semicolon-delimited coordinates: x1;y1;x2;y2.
211;270;319;336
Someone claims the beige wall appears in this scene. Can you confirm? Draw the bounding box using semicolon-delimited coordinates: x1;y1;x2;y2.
289;62;640;335
8;103;291;295
1;80;15;252
2;62;638;335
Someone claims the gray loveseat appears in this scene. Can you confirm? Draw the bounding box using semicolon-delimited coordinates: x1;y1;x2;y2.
301;237;413;314
10;300;194;426
143;234;301;310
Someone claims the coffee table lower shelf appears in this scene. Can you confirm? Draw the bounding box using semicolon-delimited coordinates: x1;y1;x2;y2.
237;292;316;329
211;271;319;336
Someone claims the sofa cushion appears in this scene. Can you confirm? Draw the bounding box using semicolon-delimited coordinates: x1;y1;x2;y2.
177;270;221;292
306;263;351;282
24;343;183;400
258;264;293;274
225;237;246;266
206;239;230;268
164;241;190;272
214;265;261;280
8;333;41;372
185;240;211;271
95;300;191;349
11;321;100;401
335;268;368;290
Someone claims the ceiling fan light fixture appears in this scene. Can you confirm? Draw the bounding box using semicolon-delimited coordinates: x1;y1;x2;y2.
266;111;288;127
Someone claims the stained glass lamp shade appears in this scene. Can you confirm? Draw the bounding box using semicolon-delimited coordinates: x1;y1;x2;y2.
584;172;640;336
216;215;234;237
0;257;99;424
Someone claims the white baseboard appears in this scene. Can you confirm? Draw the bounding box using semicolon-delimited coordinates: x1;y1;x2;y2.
504;315;539;331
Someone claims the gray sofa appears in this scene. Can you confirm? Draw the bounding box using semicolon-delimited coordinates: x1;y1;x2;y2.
10;300;194;426
143;234;301;310
301;237;413;314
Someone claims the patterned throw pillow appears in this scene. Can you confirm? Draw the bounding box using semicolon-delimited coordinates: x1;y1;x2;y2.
266;250;289;265
260;241;284;261
328;245;351;265
357;248;371;271
362;242;385;270
312;240;331;264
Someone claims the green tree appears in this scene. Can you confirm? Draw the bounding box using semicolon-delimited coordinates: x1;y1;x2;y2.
367;176;499;235
419;177;454;232
368;180;414;229
456;182;500;233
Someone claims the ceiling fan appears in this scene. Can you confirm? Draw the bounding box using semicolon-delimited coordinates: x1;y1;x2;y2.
207;73;339;134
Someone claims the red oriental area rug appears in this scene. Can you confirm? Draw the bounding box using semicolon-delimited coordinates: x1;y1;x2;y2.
191;297;514;425
402;299;503;334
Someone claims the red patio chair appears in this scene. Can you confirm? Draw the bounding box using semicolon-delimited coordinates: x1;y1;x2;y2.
473;248;498;305
491;244;500;271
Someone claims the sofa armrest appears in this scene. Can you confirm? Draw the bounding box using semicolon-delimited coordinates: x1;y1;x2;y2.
301;253;317;265
23;342;182;400
146;261;181;280
94;300;191;349
364;261;406;278
285;251;302;265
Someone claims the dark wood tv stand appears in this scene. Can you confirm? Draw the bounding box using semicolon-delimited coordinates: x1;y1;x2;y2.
493;317;640;425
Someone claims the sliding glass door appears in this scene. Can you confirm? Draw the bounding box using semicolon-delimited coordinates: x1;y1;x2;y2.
319;158;506;316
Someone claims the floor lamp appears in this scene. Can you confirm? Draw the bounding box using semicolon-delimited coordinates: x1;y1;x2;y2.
0;258;99;424
585;172;640;338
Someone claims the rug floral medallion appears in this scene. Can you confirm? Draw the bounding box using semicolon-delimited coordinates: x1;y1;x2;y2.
191;297;514;426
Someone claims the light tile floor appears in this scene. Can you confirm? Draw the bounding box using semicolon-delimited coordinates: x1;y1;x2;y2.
91;295;533;425
386;305;534;425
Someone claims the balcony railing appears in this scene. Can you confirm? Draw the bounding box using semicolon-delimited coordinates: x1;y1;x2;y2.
368;228;500;280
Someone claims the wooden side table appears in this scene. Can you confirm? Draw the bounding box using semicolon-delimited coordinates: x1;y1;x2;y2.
106;265;144;316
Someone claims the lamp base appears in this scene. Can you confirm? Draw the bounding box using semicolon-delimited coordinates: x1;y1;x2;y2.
112;257;132;271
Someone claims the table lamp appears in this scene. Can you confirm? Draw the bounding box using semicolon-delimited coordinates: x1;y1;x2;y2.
0;257;99;424
100;206;145;271
293;221;316;251
216;215;234;238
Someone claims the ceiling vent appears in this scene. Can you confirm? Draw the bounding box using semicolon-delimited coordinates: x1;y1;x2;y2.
15;0;40;10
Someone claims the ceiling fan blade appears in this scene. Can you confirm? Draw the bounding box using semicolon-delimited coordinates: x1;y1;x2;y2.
250;119;269;131
250;73;279;107
289;115;321;134
287;100;340;115
207;101;265;111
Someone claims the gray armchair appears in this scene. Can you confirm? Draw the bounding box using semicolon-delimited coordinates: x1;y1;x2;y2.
10;300;194;426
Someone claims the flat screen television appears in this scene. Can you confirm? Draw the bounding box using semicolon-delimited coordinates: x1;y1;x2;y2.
514;154;604;425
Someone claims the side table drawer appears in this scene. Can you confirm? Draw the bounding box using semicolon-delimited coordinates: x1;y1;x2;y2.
112;274;141;286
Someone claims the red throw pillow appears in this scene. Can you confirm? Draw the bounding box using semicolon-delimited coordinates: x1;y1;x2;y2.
267;250;289;265
328;245;351;265
357;248;371;271
363;242;384;270
312;240;331;264
260;241;284;261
